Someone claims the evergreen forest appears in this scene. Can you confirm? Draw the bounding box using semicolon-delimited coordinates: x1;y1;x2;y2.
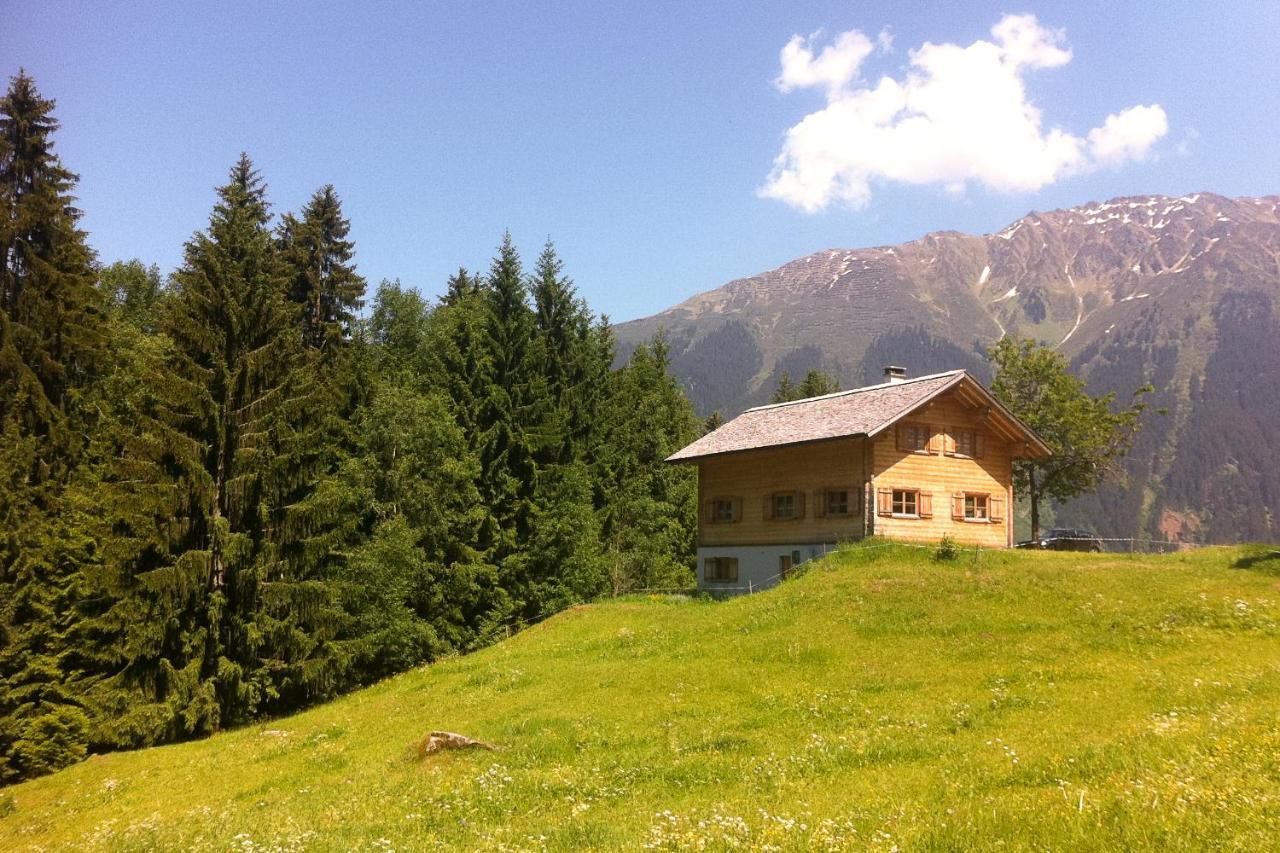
0;73;700;784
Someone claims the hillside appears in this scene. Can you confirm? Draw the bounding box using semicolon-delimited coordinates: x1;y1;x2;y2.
614;193;1280;544
3;544;1279;850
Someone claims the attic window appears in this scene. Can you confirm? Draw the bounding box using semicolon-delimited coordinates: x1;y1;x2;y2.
951;428;985;458
898;423;932;454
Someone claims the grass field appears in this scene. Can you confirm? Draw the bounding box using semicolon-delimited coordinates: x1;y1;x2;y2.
2;542;1279;850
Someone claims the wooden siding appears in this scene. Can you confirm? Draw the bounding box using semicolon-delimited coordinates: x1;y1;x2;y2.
698;437;866;547
869;392;1013;547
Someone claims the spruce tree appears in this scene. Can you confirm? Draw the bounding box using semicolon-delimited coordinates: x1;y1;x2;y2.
0;71;105;783
278;185;364;352
442;266;481;306
89;156;342;744
475;235;539;567
600;334;699;593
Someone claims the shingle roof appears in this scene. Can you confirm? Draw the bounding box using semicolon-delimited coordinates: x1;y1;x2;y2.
667;370;969;462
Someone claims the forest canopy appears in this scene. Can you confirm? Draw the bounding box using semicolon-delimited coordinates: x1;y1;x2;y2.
0;72;699;784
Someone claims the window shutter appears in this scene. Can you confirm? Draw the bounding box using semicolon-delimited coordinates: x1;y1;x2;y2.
928;427;943;455
974;432;986;459
896;424;906;452
952;492;965;520
877;488;892;517
795;490;806;519
762;494;773;521
731;497;743;522
919;490;933;518
943;429;957;456
703;500;715;523
990;495;1005;522
812;489;825;518
853;487;863;514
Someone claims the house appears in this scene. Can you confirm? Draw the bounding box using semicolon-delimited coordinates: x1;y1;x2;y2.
666;367;1051;592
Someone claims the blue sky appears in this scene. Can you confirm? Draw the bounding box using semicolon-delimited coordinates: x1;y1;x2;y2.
5;1;1278;322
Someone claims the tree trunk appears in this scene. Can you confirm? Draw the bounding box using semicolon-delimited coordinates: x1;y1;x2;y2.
1029;467;1040;541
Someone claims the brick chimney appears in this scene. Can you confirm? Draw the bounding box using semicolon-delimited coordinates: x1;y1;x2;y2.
883;365;908;384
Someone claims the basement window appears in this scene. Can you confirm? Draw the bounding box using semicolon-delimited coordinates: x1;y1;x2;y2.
704;557;738;583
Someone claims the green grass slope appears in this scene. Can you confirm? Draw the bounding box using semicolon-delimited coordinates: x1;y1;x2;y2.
3;544;1279;850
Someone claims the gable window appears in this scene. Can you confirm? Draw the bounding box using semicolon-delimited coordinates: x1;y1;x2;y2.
704;557;738;582
892;489;918;517
950;428;985;458
826;489;849;516
897;423;933;454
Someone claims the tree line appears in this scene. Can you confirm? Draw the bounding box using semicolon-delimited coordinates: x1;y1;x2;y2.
0;72;699;783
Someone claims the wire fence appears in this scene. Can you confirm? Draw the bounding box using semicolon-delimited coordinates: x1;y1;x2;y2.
454;535;1221;649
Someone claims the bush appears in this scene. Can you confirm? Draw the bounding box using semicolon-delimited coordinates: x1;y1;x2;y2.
935;535;960;562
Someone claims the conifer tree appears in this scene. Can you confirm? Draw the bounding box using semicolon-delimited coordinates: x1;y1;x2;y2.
278;185;365;352
0;71;105;783
90;156;342;743
770;371;796;403
600;334;699;593
443;266;481;306
475;235;539;570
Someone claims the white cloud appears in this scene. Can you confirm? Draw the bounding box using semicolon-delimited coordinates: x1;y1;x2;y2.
761;14;1169;212
1088;105;1169;166
776;30;876;98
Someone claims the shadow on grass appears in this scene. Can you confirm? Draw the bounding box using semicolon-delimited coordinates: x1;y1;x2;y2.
1232;547;1280;575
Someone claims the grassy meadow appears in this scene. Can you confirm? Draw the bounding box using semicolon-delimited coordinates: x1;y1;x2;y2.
2;542;1279;850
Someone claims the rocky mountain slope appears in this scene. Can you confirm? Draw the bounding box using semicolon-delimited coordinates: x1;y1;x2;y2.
616;193;1280;543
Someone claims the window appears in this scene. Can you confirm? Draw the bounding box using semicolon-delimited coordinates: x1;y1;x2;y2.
951;428;985;458
709;499;735;524
877;488;931;518
953;491;1004;522
826;489;850;516
765;490;804;520
898;423;932;453
704;557;738;582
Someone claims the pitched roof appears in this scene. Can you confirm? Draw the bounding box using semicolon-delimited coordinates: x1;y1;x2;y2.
666;370;1051;462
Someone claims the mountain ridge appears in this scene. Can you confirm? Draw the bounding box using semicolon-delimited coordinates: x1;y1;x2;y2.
615;191;1280;543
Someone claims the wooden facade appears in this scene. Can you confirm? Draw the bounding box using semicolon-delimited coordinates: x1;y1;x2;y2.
696;385;1021;551
671;369;1049;590
698;436;867;548
867;393;1013;547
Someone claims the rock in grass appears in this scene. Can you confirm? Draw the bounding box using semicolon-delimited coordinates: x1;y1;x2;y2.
416;731;496;758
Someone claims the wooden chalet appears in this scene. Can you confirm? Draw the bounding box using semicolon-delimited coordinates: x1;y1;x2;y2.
666;367;1051;592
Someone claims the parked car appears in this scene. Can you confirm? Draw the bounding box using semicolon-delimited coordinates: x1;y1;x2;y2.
1016;528;1104;552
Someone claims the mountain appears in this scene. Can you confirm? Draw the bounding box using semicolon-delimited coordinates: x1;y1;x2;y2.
615;193;1280;544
